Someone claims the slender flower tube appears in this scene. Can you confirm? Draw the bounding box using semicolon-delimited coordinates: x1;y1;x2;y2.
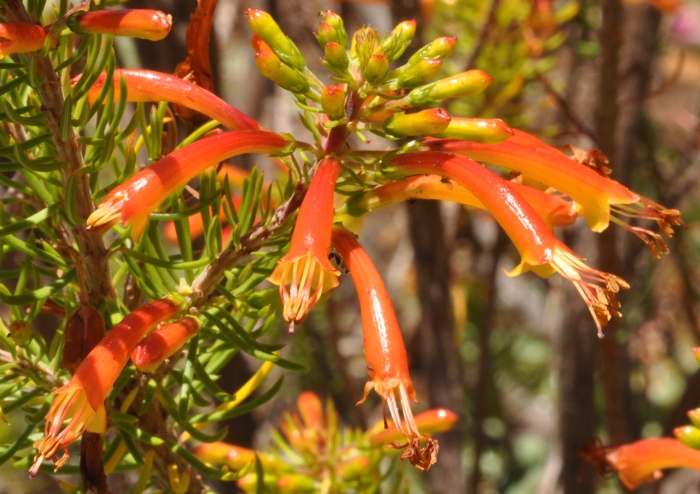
331;227;438;470
87;131;292;240
434;117;514;143
383;152;628;335
0;23;48;57
426;130;683;255
85;70;261;131
340;174;578;229
192;442;257;471
31;297;183;476
268;158;342;332
66;9;171;41
369;408;458;446
605;438;700;489
131;316;200;372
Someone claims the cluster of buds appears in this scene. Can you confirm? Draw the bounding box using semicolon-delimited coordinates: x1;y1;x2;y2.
194;392;457;492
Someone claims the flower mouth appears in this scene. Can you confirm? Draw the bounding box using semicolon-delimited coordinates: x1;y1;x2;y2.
86;195;125;234
271;253;339;333
359;379;439;471
551;246;629;337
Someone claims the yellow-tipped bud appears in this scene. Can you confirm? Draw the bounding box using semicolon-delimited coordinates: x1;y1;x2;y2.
254;51;310;94
408;69;493;105
383;108;451;137
365;54;389;85
408;37;457;65
321;84;347;121
397;58;442;89
434;117;514;143
246;9;305;70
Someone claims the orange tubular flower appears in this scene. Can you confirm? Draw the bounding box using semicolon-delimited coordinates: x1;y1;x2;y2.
385;152;628;336
85;70;262;131
192;442;257;471
341;174;577;229
331;227;438;470
369;408;458;446
87;130;291;240
605;438;700;489
426;130;683;257
67;9;172;41
131;316;200;372
0;23;48;57
268;158;342;332
31;297;183;476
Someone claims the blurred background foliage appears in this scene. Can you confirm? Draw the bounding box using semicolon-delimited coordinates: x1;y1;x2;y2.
2;0;700;492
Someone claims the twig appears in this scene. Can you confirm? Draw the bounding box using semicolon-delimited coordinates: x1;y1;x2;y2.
536;72;599;145
465;0;501;70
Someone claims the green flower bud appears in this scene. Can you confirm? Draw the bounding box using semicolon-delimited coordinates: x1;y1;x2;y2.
324;42;349;73
408;37;457;65
352;26;381;67
408;69;493;105
365;54;389;85
321;84;347;120
397;58;442;89
316;22;337;47
381;20;416;62
434;118;514;143
675;425;700;449
8;320;32;347
255;51;310;94
383;108;451;137
246;9;306;70
323;10;348;47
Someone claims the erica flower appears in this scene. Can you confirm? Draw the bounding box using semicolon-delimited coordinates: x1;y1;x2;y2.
85;70;261;131
331;227;438;470
268;157;342;332
67;9;172;41
31;297;183;476
87;130;292;240
131;316;200;372
192;442;257;471
426;130;683;257
605;438;700;489
340;174;577;229
384;152;628;335
0;23;48;57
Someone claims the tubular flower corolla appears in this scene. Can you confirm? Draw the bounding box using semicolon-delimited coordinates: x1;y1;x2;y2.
331;227;438;470
268;157;342;332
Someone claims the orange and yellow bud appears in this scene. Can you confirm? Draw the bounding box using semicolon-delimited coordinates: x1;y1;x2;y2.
381;20;416;62
385;152;627;335
268;158;342;332
66;9;171;41
87;130;291;241
435;117;514;143
340;174;578;229
383;108;451;138
321;84;347;121
605;438;700;489
0;23;48;57
192;442;257;471
331;227;438;470
408;70;493;105
131;316;200;372
322;11;348;48
86;70;261;131
408;37;457;65
246;9;305;70
427;130;684;251
323;41;350;73
31;297;183;476
365;54;389;85
254;51;310;94
397;58;443;89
